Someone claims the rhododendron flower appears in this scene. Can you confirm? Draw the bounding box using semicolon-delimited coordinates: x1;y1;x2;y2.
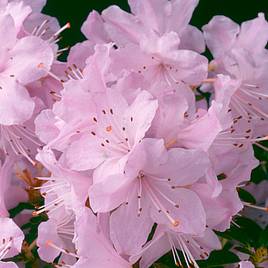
138;227;221;268
0;0;267;267
90;139;208;234
65;89;158;175
239;261;255;268
203;14;268;134
0;218;24;268
73;208;132;268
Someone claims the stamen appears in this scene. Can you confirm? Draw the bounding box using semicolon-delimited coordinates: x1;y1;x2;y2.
231;220;241;228
254;142;268;152
45;240;78;258
38;63;63;82
32;19;49;36
143;180;180;227
53;22;71;37
254;136;268;142
202;78;216;84
177;236;200;268
167;234;181;267
0;125;40;165
243;202;268;212
65;64;83;80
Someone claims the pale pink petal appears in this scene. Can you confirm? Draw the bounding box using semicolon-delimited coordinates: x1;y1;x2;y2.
0;157;14;217
52;79;95;122
65;134;107;171
93;156;129;184
110;183;153;256
139;232;170;268
177;101;223;151
81;11;109;42
149;90;189;142
75;208;131;267
4;1;32;34
0;218;24;258
6;36;54;84
72;258;130;268
170;50;208;85
140;31;180;58
102;6;142;46
0;14;16;50
89;175;134;213
34;109;60;144
0;76;34;125
83;44;113;92
37;219;64;262
214;74;240;116
166;0;199;34
203;16;240;57
153;148;209;186
110;44;155;77
67;40;95;69
128;0;167;33
191;228;221;259
0;261;18;268
180;25;205;53
151;185;206;235
23;0;46;12
124;138;167;178
239;261;255;268
123;90;158;146
23;13;60;40
238;13;268;54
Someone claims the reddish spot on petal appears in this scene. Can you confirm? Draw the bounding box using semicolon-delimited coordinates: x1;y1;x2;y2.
106;125;112;132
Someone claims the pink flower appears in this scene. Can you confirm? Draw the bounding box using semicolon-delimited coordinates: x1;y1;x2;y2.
81;0;208;86
37;208;76;264
138;227;221;268
203;13;268;58
0;1;265;267
0;7;54;161
64;89;158;175
238;261;255;268
73;208;132;268
203;14;268;134
35;148;91;216
0;218;24;267
0;154;29;217
100;0;204;52
90;138;208;235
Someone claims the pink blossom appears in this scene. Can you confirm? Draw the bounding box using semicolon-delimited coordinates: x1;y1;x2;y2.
64;89;158;174
90;138;208;235
0;0;266;267
73;208;132;268
138;227;221;268
0;218;24;267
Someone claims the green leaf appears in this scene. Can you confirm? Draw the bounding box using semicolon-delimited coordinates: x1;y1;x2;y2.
197;250;240;267
259;225;268;247
235;217;263;245
217;216;263;246
238;188;256;204
9;203;34;218
234;246;253;255
251;164;268;184
153;263;170;268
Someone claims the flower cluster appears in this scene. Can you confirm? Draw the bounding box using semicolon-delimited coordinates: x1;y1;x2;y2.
0;0;267;267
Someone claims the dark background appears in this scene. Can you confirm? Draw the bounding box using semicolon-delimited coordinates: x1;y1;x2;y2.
43;0;268;50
